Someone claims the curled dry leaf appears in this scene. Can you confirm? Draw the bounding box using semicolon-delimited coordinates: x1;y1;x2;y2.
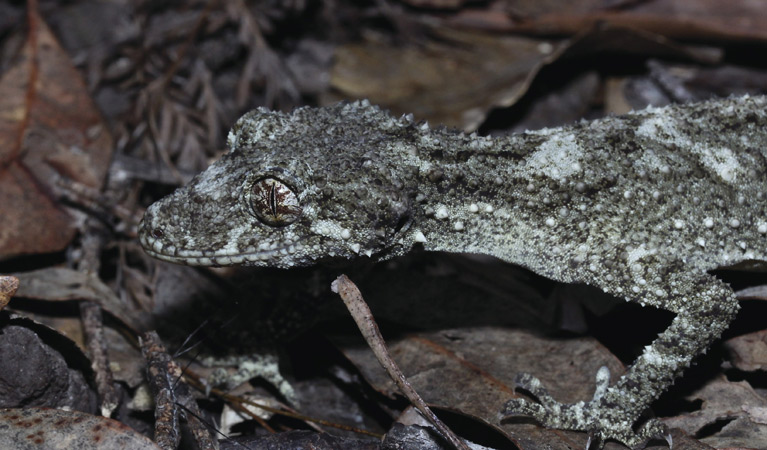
0;275;19;309
0;11;113;259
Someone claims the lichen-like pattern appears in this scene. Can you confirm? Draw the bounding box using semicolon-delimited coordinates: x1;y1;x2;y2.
140;96;767;448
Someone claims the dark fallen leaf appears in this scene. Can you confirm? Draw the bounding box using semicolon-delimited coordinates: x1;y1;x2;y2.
663;430;717;450
383;421;485;450
219;429;379;450
0;10;113;258
382;422;445;450
664;377;767;444
291;376;387;440
699;415;767;449
0;407;160;450
0;312;96;412
391;406;509;449
334;326;625;449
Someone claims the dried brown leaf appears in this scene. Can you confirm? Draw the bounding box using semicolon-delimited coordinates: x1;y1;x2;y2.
0;11;113;259
329;25;715;131
13;267;148;331
329;28;561;131
664;377;766;435
664;377;767;449
449;0;767;43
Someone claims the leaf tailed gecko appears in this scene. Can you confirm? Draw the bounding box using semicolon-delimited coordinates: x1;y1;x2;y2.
140;95;767;448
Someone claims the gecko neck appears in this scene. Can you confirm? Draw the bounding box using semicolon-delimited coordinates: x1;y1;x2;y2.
406;128;553;262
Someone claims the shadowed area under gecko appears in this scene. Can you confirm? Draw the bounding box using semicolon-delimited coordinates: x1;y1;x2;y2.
140;96;767;448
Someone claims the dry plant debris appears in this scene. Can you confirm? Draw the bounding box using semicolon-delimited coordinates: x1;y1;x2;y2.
0;0;766;449
0;10;112;258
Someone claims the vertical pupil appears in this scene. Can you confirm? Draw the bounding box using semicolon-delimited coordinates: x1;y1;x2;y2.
269;182;277;215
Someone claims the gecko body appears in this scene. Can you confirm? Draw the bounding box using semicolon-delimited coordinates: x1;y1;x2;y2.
140;96;767;448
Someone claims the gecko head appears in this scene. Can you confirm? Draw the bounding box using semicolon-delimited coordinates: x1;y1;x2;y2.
139;101;421;268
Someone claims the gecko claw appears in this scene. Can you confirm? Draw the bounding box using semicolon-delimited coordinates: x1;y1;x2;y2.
585;430;603;450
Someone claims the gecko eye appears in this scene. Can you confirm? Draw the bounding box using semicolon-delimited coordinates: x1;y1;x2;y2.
251;177;302;226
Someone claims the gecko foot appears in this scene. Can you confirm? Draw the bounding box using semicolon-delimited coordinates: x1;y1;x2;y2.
501;369;668;449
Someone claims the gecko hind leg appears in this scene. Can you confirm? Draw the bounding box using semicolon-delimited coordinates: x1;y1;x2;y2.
501;274;739;449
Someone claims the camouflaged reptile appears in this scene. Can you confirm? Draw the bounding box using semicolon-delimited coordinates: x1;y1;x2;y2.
140;95;767;448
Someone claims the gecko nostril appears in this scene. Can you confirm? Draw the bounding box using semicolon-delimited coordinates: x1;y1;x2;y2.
151;228;164;239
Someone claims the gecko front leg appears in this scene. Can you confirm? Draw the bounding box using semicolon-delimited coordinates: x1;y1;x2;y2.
502;272;739;448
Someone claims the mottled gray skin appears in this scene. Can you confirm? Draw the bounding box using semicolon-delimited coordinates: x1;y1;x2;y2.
140;96;767;448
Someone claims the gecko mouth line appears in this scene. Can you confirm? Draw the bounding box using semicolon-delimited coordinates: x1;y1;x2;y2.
138;225;303;267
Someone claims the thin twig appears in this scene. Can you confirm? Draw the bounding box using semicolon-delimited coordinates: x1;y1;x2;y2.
77;224;120;418
331;274;471;450
141;331;219;450
141;332;181;450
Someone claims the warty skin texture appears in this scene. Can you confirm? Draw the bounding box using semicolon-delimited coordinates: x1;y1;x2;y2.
140;95;767;448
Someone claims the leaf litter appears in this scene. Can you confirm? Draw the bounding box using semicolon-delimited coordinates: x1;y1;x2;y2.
1;1;767;448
